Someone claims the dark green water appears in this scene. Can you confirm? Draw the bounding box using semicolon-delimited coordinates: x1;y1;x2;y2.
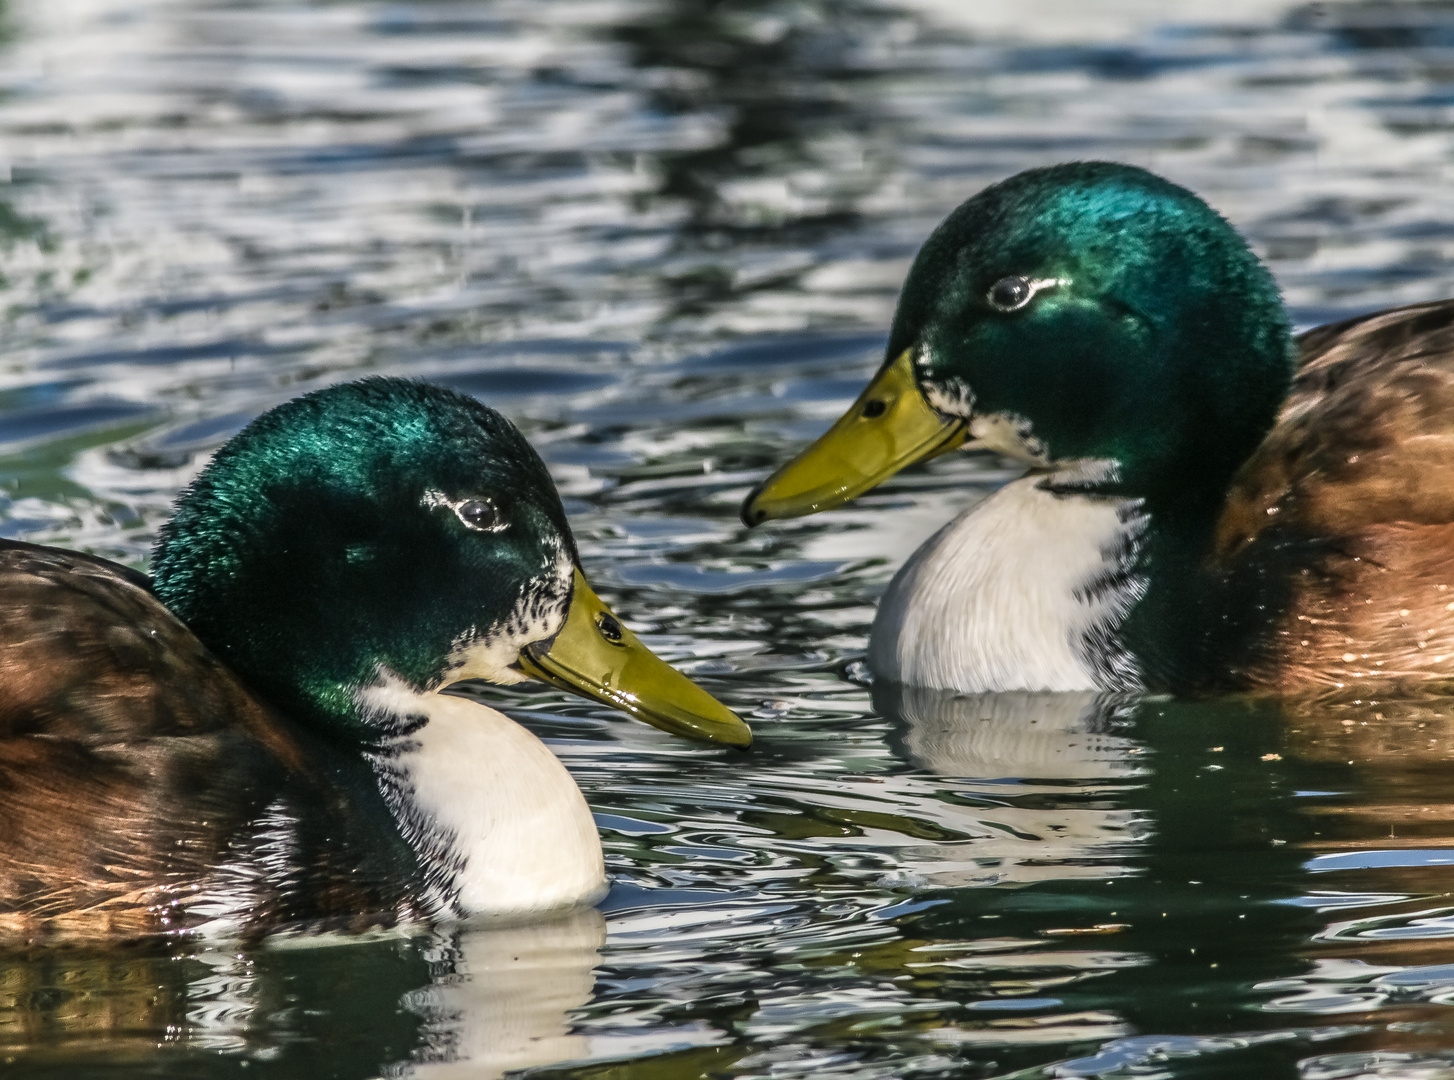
7;0;1454;1076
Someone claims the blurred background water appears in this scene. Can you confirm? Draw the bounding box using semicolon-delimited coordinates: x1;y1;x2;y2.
10;0;1454;1077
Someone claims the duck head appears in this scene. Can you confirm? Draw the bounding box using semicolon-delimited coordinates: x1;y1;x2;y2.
152;378;750;747
742;162;1295;522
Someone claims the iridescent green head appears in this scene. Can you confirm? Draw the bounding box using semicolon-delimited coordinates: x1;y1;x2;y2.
743;163;1295;523
153;379;750;747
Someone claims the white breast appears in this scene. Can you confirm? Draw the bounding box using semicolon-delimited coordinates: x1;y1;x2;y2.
868;471;1145;693
363;680;607;920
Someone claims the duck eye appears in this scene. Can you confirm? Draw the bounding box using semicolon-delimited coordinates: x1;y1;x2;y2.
596;612;625;644
987;275;1035;312
456;498;501;531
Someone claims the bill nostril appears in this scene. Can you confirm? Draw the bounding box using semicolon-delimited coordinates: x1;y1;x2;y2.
741;483;771;527
862;399;887;419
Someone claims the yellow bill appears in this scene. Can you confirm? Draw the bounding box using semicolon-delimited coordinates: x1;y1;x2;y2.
517;569;752;748
741;347;968;525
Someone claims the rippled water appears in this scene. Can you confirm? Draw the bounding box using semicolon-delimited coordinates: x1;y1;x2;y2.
10;0;1454;1076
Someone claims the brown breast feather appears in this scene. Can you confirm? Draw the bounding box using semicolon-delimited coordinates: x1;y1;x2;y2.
1214;300;1454;693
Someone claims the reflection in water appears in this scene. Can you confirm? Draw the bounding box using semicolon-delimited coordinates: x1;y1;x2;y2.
3;669;1454;1076
884;685;1143;782
1246;698;1454;1063
0;910;604;1077
0;941;431;1075
13;0;1454;1075
408;910;605;1077
614;0;902;323
876;683;1149;888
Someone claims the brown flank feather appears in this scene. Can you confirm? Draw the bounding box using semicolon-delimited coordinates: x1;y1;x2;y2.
0;540;424;943
1215;300;1454;693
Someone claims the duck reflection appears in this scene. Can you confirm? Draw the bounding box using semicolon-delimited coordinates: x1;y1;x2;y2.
882;684;1145;783
872;682;1150;889
1228;697;1454;1058
797;687;1454;1064
407;909;604;1078
1277;695;1454;934
0;909;603;1077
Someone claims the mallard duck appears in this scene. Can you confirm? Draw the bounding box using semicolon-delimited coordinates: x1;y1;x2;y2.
743;161;1454;697
0;377;749;942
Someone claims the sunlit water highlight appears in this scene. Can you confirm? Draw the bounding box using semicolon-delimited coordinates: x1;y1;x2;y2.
8;0;1454;1077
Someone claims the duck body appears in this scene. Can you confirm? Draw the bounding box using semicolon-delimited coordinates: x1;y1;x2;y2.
0;379;748;943
0;538;427;940
744;163;1454;698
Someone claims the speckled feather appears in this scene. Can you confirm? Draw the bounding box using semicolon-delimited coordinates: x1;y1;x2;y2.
1215;300;1454;693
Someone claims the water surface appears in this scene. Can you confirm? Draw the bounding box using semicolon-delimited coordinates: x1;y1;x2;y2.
8;0;1454;1076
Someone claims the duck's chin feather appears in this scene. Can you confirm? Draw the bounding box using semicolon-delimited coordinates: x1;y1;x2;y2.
439;550;573;689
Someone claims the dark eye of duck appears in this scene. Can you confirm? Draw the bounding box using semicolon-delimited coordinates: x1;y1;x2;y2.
597;612;625;644
987;275;1035;312
455;498;501;532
